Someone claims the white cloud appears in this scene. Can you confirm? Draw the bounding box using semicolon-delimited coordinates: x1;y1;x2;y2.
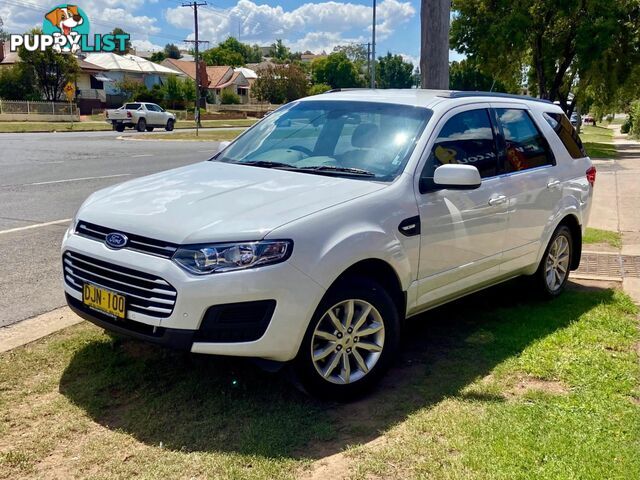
289;32;367;55
399;53;419;68
131;39;164;52
165;0;415;50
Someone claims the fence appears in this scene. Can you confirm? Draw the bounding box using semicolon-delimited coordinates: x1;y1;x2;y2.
0;100;78;115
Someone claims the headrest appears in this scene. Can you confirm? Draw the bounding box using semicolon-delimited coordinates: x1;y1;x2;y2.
351;123;379;148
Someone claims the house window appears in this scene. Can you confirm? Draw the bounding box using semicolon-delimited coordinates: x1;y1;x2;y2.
90;76;103;89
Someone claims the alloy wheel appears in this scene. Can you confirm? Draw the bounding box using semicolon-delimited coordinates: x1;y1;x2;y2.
310;299;385;385
545;234;570;291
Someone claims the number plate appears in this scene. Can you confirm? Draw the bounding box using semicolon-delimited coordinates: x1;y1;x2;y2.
83;283;126;319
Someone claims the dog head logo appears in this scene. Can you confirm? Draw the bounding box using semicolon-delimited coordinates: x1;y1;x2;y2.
42;4;90;52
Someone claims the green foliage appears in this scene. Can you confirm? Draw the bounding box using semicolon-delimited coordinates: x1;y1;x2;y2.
116;75;196;109
269;39;291;61
203;37;263;67
220;90;241;105
451;0;640;114
376;52;414;89
0;64;40;100
253;64;308;104
0;16;8;41
148;51;166;62
628;100;640;138
449;60;508;92
333;44;368;71
621;118;631;134
308;83;332;95
311;52;364;89
18;29;80;101
164;44;181;60
111;27;131;54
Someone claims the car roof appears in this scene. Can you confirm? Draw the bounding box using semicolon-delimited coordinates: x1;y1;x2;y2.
302;89;562;113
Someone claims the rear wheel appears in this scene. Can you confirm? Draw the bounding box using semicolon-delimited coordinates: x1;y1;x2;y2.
535;225;572;298
165;119;175;131
146;126;155;132
294;277;400;400
136;118;146;132
115;124;125;132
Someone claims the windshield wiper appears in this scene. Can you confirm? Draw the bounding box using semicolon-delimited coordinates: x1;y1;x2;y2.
235;160;297;169
297;165;376;177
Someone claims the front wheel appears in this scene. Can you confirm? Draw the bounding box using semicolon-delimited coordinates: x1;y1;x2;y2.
535;225;573;298
165;119;175;131
136;118;146;132
294;277;400;400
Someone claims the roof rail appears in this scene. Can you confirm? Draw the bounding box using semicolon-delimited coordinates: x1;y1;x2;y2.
439;91;553;104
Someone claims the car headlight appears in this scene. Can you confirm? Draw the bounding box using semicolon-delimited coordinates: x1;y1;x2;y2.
172;240;293;275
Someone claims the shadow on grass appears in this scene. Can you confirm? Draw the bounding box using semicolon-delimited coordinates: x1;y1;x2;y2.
59;279;614;460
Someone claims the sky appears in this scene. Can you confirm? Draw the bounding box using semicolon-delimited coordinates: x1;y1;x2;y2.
0;0;464;67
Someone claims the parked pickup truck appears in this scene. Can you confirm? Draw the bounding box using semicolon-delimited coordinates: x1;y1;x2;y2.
106;102;176;132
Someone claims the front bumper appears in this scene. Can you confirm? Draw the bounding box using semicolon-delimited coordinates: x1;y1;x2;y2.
62;231;326;361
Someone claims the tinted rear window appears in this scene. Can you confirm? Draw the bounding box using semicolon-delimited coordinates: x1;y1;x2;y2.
124;103;141;110
543;112;587;158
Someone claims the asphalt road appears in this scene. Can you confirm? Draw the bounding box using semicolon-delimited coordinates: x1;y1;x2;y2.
0;129;233;327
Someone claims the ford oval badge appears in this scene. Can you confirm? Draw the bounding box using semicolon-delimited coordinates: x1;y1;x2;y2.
105;232;128;249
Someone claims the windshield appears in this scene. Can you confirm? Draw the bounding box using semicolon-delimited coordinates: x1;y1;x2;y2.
214;100;432;180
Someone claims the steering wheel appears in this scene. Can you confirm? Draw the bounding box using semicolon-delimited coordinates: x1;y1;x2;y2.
289;145;314;156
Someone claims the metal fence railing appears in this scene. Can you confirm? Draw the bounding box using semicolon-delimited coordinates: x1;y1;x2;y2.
0;100;78;116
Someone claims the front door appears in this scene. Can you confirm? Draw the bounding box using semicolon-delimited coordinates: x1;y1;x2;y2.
415;105;508;308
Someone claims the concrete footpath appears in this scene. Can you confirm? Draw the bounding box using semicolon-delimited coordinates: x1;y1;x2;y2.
588;124;640;303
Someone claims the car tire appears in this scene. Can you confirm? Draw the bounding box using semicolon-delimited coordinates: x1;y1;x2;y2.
165;119;175;131
137;118;146;132
293;276;400;400
115;124;125;132
146;126;154;132
534;225;573;298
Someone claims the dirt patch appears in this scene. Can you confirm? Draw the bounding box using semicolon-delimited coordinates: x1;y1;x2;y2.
505;376;569;398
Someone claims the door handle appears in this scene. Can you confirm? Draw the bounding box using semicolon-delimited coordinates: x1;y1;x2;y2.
488;195;507;206
547;180;561;189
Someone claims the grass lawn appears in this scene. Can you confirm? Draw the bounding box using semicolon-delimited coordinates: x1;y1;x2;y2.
584;227;623;249
0;281;638;479
0;119;257;133
581;125;617;158
129;129;243;142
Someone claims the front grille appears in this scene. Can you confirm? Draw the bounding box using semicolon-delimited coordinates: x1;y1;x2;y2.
63;250;177;318
76;220;179;259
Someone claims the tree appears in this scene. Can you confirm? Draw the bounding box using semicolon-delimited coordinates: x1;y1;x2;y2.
203;37;262;66
18;30;80;101
164;44;181;59
115;79;145;101
449;60;508;92
377;53;414;88
309;83;332;95
0;65;40;100
269;39;291;61
149;51;166;62
421;0;450;88
333;44;368;66
311;52;364;89
253;64;308;104
451;0;640;114
0;16;9;42
164;74;182;108
111;28;131;54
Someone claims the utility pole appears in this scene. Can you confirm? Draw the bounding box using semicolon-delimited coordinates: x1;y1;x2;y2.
420;0;450;89
367;42;371;83
370;0;376;88
182;1;207;134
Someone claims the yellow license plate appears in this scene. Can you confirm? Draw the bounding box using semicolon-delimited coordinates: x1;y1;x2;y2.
83;283;126;319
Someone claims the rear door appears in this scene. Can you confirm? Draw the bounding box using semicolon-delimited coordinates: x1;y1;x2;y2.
490;104;561;272
415;104;508;308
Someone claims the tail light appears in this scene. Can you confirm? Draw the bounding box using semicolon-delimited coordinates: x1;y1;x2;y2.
127;111;132;118
586;166;596;186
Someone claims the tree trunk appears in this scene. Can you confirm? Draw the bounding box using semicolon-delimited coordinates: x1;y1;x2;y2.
420;0;450;89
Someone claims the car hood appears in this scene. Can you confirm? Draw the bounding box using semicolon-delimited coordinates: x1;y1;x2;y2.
79;161;387;244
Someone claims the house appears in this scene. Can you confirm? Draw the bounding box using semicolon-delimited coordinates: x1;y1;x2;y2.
83;52;184;106
161;58;256;104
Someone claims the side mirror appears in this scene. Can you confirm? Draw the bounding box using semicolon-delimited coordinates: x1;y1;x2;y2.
433;164;481;190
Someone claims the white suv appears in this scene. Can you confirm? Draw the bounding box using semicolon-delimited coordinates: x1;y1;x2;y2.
62;90;595;398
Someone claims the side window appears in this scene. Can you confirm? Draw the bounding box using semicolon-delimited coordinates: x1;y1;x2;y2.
495;108;554;173
146;104;159;112
420;108;498;191
543;112;587;159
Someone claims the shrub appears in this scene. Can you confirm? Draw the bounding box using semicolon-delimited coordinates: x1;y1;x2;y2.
308;83;332;95
220;91;241;104
621;119;631;134
629;100;640;138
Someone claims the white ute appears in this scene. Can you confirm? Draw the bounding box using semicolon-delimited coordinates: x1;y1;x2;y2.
106;102;176;133
63;90;595;399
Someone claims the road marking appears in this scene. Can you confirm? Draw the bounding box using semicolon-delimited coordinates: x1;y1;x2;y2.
198;150;214;153
132;154;152;158
40;161;64;165
22;173;131;186
0;218;72;235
